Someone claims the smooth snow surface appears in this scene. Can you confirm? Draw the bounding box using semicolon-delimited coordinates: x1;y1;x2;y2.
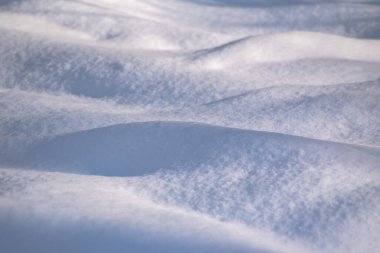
1;0;380;253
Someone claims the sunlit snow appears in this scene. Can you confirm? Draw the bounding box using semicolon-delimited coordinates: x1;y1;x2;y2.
0;0;379;253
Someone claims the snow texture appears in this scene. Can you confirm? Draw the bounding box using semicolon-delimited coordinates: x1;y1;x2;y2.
0;0;380;253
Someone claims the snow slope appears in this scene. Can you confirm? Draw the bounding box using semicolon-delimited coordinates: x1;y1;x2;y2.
0;167;315;253
191;31;380;68
1;0;380;253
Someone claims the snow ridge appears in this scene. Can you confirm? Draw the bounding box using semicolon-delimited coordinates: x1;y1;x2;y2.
1;0;380;253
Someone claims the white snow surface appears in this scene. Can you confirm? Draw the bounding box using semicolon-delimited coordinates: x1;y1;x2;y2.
1;0;380;253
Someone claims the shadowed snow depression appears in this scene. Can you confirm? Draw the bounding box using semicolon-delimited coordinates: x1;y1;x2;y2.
0;0;380;253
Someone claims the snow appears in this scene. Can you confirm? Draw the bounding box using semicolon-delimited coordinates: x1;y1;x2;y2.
192;31;380;68
1;0;380;253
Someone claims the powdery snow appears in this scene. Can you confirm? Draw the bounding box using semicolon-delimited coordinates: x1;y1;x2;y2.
0;0;380;253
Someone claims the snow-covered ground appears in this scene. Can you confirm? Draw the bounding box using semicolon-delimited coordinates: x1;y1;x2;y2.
1;0;380;252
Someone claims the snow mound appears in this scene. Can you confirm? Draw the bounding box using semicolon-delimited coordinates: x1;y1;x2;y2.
1;168;306;253
191;32;380;69
187;79;380;146
2;118;380;252
15;121;380;177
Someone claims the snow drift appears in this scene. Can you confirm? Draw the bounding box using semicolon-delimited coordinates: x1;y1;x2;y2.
15;121;380;177
191;31;380;69
1;0;380;253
